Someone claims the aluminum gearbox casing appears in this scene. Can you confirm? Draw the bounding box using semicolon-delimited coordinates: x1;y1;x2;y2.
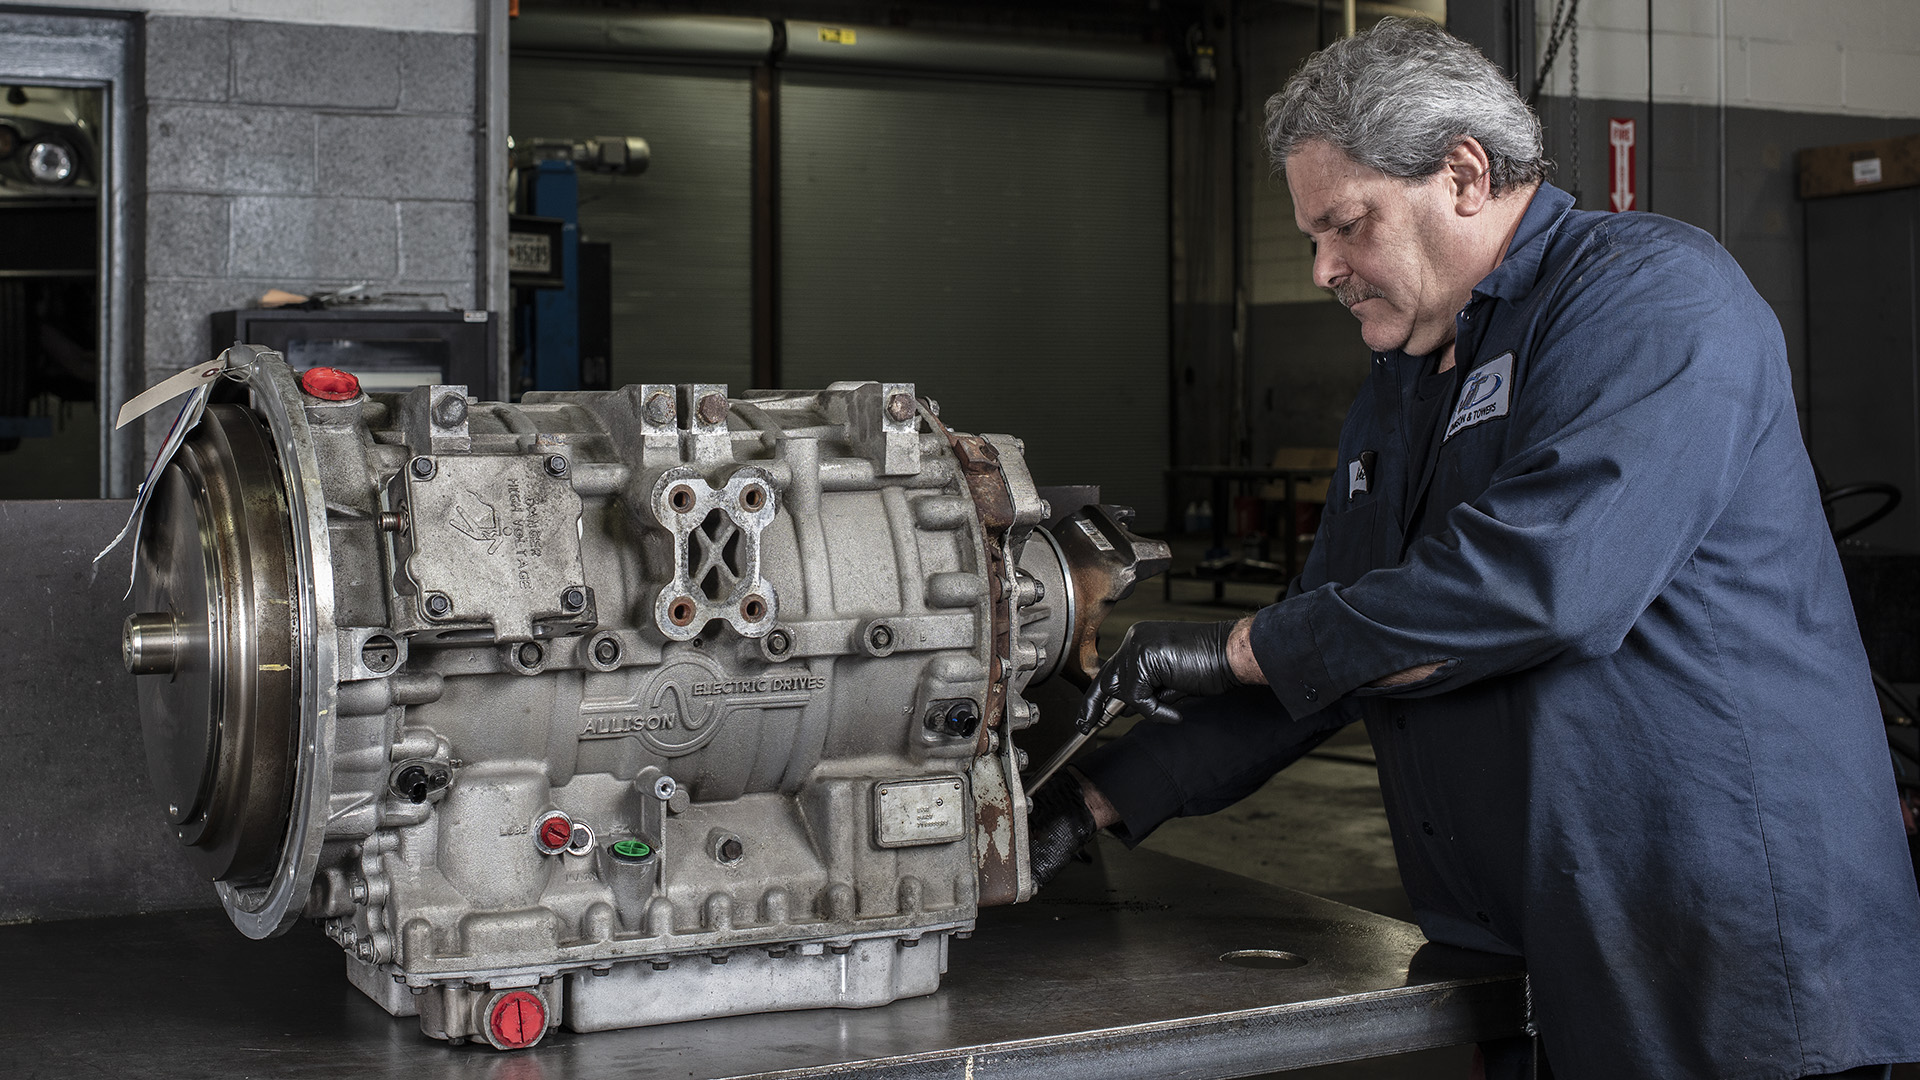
122;348;1167;1048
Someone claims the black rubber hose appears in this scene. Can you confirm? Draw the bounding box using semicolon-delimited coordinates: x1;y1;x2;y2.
1823;482;1902;541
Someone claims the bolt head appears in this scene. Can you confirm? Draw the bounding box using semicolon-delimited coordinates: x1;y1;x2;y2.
432;394;468;427
869;625;893;649
886;392;915;422
424;593;451;618
925;700;981;739
696;393;728;426
410;457;435;480
517;642;543;667
766;628;792;656
594;637;619;664
545;454;569;477
644;391;674;425
562;587;586;611
538;815;572;850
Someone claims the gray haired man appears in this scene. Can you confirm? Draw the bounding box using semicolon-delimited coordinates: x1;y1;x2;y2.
1029;18;1920;1080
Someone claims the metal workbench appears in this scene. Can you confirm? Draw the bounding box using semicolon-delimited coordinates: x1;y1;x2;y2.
0;841;1526;1079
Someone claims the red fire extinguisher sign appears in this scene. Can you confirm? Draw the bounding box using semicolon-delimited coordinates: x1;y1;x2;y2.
1609;118;1636;213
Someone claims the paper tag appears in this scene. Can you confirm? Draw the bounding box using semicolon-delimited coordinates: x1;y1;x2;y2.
1853;157;1883;185
115;357;228;430
94;352;245;595
94;386;214;596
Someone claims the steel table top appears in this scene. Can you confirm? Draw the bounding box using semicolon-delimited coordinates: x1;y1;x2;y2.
0;841;1525;1079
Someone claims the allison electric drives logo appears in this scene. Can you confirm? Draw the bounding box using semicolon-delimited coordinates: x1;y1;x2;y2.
577;654;823;756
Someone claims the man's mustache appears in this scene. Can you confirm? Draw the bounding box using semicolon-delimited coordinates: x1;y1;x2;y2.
1330;280;1384;309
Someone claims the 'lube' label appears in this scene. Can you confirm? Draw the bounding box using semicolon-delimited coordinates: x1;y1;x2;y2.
1445;351;1515;441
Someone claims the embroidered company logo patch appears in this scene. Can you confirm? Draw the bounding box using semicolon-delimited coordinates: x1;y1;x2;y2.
1445;352;1515;440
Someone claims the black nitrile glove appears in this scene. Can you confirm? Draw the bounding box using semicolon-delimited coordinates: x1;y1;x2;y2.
1027;773;1098;888
1077;620;1242;729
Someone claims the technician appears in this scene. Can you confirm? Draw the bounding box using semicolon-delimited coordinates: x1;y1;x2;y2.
1028;18;1920;1080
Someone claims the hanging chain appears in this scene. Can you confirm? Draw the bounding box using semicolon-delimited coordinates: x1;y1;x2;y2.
1533;0;1572;99
1569;2;1580;201
1532;0;1583;202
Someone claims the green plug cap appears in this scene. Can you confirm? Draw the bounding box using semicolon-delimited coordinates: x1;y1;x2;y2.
611;839;653;861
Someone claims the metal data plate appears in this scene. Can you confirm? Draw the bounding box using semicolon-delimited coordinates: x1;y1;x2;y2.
872;776;967;848
398;454;588;641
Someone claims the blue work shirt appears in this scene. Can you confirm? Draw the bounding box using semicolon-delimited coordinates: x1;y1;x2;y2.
1243;184;1920;1078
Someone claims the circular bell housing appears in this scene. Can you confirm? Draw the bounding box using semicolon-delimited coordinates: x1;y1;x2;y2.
125;348;341;939
129;403;299;885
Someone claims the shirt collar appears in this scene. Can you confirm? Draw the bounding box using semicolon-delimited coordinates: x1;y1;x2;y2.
1471;182;1576;302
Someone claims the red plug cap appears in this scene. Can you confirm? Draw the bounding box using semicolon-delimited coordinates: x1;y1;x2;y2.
488;990;547;1050
537;814;572;852
299;366;361;400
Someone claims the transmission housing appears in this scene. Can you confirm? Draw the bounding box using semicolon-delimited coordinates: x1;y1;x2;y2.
123;348;1165;1047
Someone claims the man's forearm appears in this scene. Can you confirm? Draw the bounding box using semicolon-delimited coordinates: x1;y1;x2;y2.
1227;615;1266;684
1230;610;1445;689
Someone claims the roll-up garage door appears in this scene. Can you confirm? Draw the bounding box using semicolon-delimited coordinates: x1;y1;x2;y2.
510;59;753;389
779;72;1169;527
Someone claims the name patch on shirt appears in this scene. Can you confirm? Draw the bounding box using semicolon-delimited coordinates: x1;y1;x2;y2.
1444;351;1515;441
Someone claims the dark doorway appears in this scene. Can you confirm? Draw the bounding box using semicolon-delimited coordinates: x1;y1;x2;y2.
0;82;102;498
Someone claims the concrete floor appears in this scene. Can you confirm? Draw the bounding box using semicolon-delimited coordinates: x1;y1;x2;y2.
1076;557;1919;1079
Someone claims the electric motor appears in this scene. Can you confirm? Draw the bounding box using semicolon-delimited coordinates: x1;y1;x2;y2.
124;347;1166;1047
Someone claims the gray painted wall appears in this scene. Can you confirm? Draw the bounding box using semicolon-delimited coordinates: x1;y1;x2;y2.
1537;93;1920;435
134;16;485;481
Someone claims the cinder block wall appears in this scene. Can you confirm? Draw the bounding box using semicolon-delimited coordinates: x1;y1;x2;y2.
135;12;483;470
